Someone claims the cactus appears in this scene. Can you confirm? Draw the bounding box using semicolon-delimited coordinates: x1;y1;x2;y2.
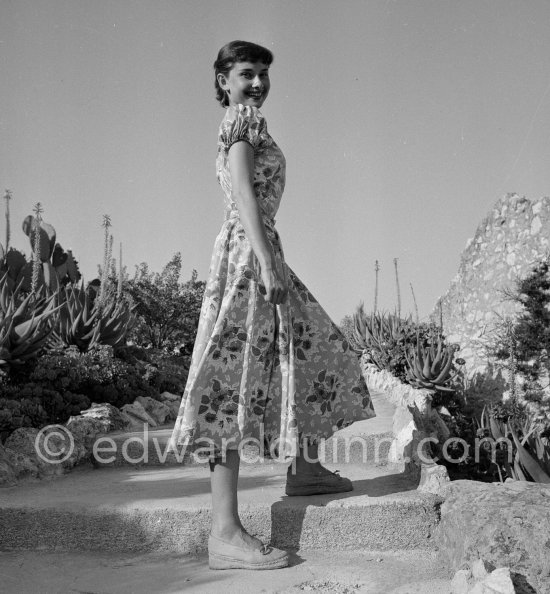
0;249;28;291
21;208;81;292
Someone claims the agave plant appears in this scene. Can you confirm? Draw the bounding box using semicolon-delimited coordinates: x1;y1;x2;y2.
52;284;133;352
351;304;417;380
508;417;550;483
352;305;413;354
0;274;59;367
405;335;459;392
477;406;550;483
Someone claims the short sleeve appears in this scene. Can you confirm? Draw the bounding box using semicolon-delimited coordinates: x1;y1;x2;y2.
220;104;265;151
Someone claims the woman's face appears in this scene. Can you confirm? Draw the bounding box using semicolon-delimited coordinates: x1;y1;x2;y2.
218;61;270;108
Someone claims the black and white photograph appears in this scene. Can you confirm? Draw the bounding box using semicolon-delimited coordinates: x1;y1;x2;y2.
1;1;550;593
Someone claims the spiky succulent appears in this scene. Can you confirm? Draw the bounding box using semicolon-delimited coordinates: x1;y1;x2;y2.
53;285;133;352
405;335;458;392
351;304;412;356
0;274;59;367
478;406;550;484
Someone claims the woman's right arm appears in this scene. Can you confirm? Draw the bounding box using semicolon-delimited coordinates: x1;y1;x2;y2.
228;140;287;305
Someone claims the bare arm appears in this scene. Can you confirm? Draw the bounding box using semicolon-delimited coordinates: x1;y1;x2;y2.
228;140;287;304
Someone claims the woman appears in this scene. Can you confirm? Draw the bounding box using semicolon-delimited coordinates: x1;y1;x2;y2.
171;40;375;570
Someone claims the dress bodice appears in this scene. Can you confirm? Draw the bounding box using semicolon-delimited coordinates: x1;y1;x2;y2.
216;104;286;222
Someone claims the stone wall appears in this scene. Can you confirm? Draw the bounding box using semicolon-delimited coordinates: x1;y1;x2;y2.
433;193;550;408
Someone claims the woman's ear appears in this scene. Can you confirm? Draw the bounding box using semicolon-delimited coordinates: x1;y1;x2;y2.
217;72;229;91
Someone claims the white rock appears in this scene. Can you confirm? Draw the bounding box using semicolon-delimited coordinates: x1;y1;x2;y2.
451;568;472;594
121;402;158;427
471;558;492;580
470;567;515;593
530;215;542;235
135;396;172;425
160;391;180;402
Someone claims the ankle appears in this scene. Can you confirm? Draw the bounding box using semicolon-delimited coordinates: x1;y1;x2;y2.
289;459;323;476
210;521;241;540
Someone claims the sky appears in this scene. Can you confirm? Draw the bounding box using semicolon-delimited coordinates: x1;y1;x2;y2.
1;0;550;324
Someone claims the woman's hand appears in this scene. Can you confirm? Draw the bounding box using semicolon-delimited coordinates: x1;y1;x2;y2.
260;261;288;305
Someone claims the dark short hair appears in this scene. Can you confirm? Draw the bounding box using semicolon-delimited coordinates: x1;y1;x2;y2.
213;40;274;108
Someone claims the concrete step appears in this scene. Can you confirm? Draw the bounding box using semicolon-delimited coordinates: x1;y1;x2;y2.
97;391;397;468
94;426;395;468
0;462;442;555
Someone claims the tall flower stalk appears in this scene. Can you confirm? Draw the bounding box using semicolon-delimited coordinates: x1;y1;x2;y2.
117;242;123;299
410;282;419;325
394;257;401;318
98;214;112;309
108;233;114;276
374;260;379;314
4;190;12;251
31;202;44;295
506;319;518;401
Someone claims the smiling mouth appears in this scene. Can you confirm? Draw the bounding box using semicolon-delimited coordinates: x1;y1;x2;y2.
246;91;263;99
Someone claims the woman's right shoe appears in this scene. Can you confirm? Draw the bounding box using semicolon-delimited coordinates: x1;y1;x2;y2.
285;468;353;496
208;531;289;570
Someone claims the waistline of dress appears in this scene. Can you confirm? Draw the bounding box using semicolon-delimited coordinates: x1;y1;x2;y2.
224;209;276;230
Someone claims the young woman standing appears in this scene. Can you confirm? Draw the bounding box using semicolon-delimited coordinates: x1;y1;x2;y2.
171;40;375;570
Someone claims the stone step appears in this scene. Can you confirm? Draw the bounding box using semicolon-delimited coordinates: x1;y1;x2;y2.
96;391;397;468
94;426;395;468
0;462;442;554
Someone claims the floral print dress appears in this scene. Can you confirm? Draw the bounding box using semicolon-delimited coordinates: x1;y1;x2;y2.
171;104;375;458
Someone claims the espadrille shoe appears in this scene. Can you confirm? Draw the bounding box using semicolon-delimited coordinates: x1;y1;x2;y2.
208;531;289;570
285;468;353;496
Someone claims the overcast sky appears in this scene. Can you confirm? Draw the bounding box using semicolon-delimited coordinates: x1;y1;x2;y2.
2;0;550;323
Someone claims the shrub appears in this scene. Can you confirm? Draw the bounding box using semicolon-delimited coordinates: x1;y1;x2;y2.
125;254;204;351
0;382;91;428
28;345;157;408
492;256;550;421
0;396;48;439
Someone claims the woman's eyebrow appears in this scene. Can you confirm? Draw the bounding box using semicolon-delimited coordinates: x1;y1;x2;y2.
237;66;269;72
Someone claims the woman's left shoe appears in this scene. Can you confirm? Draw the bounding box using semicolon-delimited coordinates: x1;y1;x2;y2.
285;468;353;496
208;532;289;570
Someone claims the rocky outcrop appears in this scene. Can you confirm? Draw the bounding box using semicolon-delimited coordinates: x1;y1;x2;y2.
134;396;173;425
1;426;89;485
436;480;550;594
78;403;131;432
433;194;550;408
1;395;181;487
